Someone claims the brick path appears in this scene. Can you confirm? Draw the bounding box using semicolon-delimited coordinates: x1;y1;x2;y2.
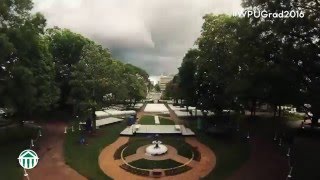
98;136;216;179
25;121;86;180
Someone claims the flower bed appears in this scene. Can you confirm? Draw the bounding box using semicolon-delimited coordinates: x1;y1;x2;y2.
164;166;192;176
113;143;128;160
120;164;150;176
192;146;201;161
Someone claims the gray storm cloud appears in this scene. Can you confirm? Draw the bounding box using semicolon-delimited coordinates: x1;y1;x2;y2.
33;0;242;75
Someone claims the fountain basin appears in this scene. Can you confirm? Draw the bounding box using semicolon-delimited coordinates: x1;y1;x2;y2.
146;144;168;156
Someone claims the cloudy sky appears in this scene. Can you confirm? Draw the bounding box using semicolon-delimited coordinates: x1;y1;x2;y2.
33;0;242;76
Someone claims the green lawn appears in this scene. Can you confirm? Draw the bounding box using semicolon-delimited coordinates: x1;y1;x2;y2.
64;122;126;180
139;115;175;125
0;126;39;180
138;115;155;125
159;117;175;125
198;133;250;179
186;118;251;180
129;159;183;169
184;113;309;179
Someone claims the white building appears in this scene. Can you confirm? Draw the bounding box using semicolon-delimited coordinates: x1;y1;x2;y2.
159;75;174;91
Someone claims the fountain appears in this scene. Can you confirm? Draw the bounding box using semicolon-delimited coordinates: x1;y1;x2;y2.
146;140;168;156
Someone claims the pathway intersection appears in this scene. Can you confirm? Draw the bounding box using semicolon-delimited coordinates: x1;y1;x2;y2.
24;102;288;179
99;103;216;179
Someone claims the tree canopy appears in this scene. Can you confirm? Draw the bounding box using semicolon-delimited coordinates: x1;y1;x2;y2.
0;0;149;119
166;1;319;124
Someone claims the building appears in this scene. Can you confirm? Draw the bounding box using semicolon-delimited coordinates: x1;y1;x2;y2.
159;75;174;91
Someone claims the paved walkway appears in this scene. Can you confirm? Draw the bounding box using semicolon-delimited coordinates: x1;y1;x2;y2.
99;137;148;180
164;104;184;125
98;136;216;179
25;121;86;180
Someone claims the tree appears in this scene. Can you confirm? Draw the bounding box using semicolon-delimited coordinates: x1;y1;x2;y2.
163;75;182;103
242;0;320;125
154;84;161;92
178;49;198;108
124;63;149;104
126;73;147;106
46;28;90;109
69;43;112;113
70;42;148;114
194;14;240;114
0;0;59;119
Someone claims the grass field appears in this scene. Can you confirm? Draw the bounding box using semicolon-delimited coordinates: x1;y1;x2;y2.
138;115;154;125
0;126;39;180
64;112;316;180
129;159;183;169
186;117;251;179
197;133;250;179
159;117;175;125
186;113;319;179
139;115;175;125
64;122;126;180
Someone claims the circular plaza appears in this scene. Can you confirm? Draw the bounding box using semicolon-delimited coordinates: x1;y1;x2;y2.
98;103;216;179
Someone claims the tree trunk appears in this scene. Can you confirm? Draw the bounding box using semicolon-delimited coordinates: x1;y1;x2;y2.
278;105;282;117
273;105;277;119
250;99;256;118
92;107;96;131
253;100;256;117
19;118;24;127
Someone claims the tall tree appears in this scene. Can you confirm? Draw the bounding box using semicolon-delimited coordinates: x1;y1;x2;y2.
242;0;320;124
69;43;112;113
154;83;161;92
0;0;59;117
178;49;198;108
46;28;90;109
195;14;240;114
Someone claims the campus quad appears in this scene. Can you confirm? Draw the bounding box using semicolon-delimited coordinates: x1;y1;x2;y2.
1;0;319;179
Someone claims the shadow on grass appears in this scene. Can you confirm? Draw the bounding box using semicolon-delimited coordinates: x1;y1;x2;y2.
64;121;127;180
0;126;38;179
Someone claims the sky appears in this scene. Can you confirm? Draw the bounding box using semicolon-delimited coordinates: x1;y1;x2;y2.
33;0;242;76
